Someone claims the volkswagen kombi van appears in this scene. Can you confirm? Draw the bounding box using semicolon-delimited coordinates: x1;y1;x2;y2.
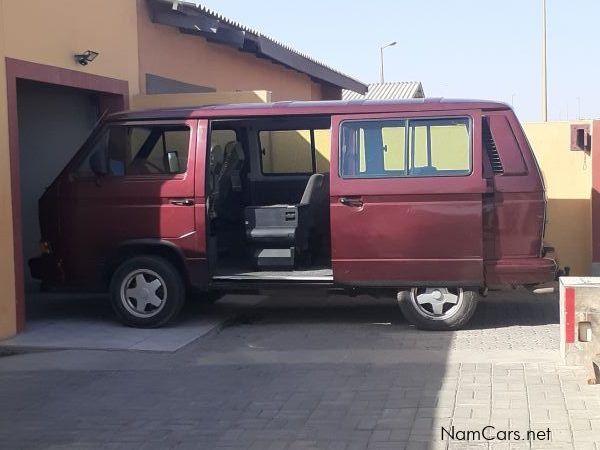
29;99;557;330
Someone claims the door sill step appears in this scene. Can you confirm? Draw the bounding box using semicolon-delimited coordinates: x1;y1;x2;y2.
212;267;333;282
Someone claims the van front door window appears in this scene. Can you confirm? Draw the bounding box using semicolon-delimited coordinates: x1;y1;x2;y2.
74;124;190;177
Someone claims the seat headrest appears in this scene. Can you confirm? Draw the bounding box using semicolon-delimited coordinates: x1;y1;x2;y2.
224;141;245;161
210;145;224;169
300;173;325;205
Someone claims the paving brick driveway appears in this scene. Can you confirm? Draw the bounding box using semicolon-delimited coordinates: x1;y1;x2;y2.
0;290;598;449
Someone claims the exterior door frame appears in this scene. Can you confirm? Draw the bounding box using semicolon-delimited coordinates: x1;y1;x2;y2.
5;57;129;332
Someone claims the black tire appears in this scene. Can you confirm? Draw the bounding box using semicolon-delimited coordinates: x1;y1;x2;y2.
109;255;186;328
397;288;478;331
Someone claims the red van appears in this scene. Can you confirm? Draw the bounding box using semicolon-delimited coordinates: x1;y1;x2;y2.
29;99;557;330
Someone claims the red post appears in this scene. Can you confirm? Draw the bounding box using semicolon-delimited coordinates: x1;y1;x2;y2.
564;287;576;344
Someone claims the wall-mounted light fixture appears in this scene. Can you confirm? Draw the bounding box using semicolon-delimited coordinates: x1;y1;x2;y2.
570;124;592;152
74;50;99;66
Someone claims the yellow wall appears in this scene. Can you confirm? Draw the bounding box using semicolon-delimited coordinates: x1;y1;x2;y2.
0;0;140;338
0;2;16;338
0;0;140;95
258;129;332;174
523;122;592;276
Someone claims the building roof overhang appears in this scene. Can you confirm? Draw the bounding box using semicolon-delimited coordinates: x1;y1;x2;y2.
147;0;368;94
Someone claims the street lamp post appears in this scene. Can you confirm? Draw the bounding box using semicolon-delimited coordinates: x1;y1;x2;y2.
379;41;397;84
541;0;548;121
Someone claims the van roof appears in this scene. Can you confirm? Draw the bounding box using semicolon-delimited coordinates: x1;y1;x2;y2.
109;98;511;122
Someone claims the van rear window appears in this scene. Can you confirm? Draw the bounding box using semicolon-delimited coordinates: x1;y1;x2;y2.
340;117;471;178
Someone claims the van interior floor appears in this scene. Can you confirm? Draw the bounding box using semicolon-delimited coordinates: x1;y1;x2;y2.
212;265;333;282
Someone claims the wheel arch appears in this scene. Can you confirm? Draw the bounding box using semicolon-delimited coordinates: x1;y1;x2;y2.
103;239;190;288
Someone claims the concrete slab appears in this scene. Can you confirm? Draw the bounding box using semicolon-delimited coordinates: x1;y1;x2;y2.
0;315;227;352
0;292;265;352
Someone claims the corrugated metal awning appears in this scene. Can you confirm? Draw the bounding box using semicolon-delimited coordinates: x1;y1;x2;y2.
342;82;425;101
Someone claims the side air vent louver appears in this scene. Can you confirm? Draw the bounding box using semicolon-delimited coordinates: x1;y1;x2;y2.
482;118;504;174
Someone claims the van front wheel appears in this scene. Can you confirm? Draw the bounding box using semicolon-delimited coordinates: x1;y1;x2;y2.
397;287;477;331
110;256;186;328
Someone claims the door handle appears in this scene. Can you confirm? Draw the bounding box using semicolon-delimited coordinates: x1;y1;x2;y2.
340;197;364;208
170;199;194;206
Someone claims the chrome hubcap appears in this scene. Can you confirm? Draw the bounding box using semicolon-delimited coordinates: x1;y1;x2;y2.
410;287;463;320
120;269;167;318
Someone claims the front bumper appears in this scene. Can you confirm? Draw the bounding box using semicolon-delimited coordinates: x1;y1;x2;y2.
28;254;63;283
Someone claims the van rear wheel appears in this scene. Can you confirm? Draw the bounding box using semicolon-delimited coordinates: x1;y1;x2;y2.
397;287;477;331
109;256;186;328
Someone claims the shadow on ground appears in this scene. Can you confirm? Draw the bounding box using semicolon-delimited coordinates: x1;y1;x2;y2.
228;288;559;329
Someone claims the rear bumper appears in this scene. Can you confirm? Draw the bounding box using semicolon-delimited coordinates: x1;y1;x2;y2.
485;257;558;287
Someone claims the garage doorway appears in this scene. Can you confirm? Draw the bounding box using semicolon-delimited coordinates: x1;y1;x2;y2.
6;58;129;331
17;80;100;290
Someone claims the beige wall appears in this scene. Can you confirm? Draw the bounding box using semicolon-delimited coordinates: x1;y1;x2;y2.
0;0;140;338
524;122;593;276
136;1;331;102
0;0;140;95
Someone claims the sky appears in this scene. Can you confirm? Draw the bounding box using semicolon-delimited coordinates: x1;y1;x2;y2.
196;0;600;122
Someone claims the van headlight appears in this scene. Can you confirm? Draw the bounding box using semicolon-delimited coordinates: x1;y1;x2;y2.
39;241;52;254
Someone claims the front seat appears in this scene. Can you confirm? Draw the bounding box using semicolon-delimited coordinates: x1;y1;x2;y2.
211;141;244;220
244;173;329;269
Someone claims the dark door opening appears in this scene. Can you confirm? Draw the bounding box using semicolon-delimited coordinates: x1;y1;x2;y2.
16;80;101;292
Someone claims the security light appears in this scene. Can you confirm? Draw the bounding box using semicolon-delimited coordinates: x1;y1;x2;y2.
74;50;99;66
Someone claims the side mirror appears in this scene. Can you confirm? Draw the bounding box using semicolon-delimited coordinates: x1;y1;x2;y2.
166;151;181;174
89;150;108;176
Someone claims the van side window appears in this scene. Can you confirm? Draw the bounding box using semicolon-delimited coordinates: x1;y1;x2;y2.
340;117;471;178
408;118;471;176
75;124;190;177
259;129;315;175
